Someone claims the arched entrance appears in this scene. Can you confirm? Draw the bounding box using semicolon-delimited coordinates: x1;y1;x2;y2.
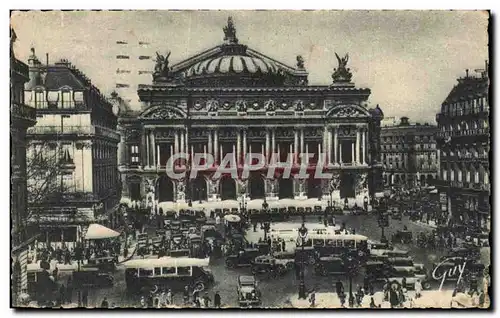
249;173;265;199
220;176;237;200
191;175;207;202
157;175;174;202
339;172;355;198
278;177;294;199
307;177;321;199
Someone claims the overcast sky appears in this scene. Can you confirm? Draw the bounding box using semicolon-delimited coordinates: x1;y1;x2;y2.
11;10;489;123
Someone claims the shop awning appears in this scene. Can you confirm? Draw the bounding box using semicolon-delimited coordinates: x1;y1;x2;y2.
247;199;265;210
85;223;120;240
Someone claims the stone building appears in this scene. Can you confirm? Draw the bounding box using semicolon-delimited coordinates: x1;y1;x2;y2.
435;65;490;230
11;29;38;304
25;50;121;244
381;117;439;187
118;17;384;208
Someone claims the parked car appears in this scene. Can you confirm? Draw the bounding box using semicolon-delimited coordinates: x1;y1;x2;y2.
225;248;263;268
237;275;261;307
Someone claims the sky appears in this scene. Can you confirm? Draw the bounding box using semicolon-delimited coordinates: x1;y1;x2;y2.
10;10;489;124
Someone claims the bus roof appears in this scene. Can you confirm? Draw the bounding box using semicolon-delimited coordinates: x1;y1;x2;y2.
27;261;79;272
308;233;368;241
123;257;209;269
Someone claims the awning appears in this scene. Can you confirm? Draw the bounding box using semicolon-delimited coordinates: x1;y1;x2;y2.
85;223;120;240
224;214;241;223
220;200;239;209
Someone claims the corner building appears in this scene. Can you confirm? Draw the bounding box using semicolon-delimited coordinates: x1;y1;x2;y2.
25;51;121;243
435;66;490;230
118;18;384;208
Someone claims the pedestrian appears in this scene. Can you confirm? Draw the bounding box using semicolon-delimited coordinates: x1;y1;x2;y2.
140;296;146;308
370;297;376;308
101;297;109;308
202;292;211;308
214;291;221;308
183;286;190;305
53;266;59;282
166;288;173;305
66;277;73;304
309;289;316;307
281;240;286;252
82;289;88;307
415;280;422;298
57;284;66;306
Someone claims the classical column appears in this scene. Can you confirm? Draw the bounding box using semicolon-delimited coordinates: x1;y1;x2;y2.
294;129;299;164
271;129;276;161
351;142;355;164
300;129;304;164
339;140;343;164
185;127;189;160
318;143;322;164
322;127;327;164
170;144;174;168
333;127;338;165
265;129;270;161
232;144;236;163
180;129;185;154
362;128;366;164
243;129;247;162
157;144;160;168
145;129;150;167
305;144;309;165
356;128;360;164
236;129;241;165
174;129;179;154
214;129;219;163
150;130;155;167
208;129;213;156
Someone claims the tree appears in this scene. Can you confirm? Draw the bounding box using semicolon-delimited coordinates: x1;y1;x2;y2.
26;140;73;224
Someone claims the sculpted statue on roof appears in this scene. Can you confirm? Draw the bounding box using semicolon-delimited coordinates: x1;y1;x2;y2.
332;52;353;83
154;51;171;77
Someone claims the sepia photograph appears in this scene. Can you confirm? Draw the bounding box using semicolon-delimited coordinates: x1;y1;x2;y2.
9;10;490;309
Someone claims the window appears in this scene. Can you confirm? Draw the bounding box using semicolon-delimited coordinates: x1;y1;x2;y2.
138;268;153;277
130;145;140;164
35;90;45;108
443;170;447;181
177;267;191;276
61;90;72;108
154;267;161;276
138;56;151;60
116;55;130;59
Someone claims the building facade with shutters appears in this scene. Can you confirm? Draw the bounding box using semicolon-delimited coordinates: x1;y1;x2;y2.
435;65;490;231
11;29;38;304
118;17;385;209
381;117;439;188
24;50;122;244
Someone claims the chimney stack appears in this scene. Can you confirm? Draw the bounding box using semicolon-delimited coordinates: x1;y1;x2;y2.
466;69;469;78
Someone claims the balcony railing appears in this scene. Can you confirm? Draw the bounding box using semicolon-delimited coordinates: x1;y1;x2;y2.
11;58;29;79
11;102;36;123
436;128;489;139
27;125;96;135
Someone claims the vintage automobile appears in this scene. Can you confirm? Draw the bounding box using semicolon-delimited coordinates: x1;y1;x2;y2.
124;257;213;293
413;263;432;289
273;251;296;270
313;256;347;276
385;267;418;290
386;257;414;269
251;255;281;275
225;248;263;268
365;260;391;281
383;250;410;258
72;266;114;287
368;241;393;257
237;275;261;307
391;230;413;244
446;246;480;260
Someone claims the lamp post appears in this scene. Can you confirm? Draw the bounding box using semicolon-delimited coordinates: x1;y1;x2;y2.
378;196;389;243
345;255;357;307
298;222;308;299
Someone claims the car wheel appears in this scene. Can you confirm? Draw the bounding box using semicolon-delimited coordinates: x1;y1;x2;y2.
422;281;431;290
193;281;205;292
225;259;235;268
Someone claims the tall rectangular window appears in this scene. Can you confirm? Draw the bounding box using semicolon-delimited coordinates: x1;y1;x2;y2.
130;145;140;165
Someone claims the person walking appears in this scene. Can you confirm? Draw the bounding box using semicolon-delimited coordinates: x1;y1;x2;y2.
166;288;173;306
214;291;221;308
415;280;422;299
309;289;316;307
183;286;190;305
100;297;109;308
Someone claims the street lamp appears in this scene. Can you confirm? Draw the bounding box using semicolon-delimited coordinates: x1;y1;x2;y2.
378;197;389;243
345;255;357;307
298;222;308;299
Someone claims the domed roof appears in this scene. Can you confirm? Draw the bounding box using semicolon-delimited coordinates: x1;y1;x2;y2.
186;54;280;77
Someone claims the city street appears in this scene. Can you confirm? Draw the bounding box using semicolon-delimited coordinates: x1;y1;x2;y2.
71;212;490;308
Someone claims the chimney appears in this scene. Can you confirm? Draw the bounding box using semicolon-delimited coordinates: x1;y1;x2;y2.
465;69;469;78
400;117;410;126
